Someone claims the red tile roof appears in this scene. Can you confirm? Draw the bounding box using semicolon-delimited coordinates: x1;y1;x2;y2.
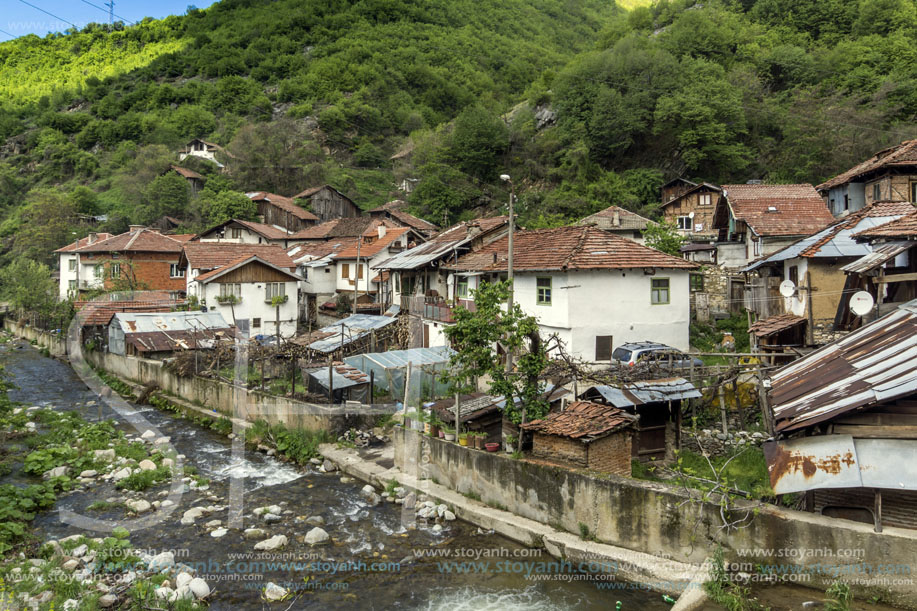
854;209;917;241
521;401;636;441
74;298;177;326
181;242;296;272
199;219;294;241
369;200;439;233
447;225;697;272
195;255;301;283
287;238;359;261
247;191;318;221
817;140;917;191
54;233;114;253
427;216;510;244
799;200;915;256
333;222;411;259
579;205;652;231
169;165;202;179
749;313;806;338
76;228;188;253
721;183;834;237
290;217;374;240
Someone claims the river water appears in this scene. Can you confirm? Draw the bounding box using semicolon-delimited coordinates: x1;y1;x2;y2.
1;340;673;610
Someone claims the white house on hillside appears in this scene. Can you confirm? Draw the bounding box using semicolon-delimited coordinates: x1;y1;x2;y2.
444;226;699;362
287;239;358;323
180;243;301;338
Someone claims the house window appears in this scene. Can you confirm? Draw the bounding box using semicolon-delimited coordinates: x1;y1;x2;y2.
676;216;692;231
536;277;552;305
94;264;103;278
357;264;364;280
341;263;350;279
844;194;849;211
231;228;242;239
689;273;704;292
265;282;285;301
595;336;613;361
252;317;261;328
68;279;77;290
219;283;241;298
651;278;670;304
300;267;308;281
456;277;469;298
68;258;76;271
110;263;121;279
788;265;799;287
699;193;711;206
324;267;330;274
873;183;882;202
170;264;185;278
911;182;917;203
753;238;761;256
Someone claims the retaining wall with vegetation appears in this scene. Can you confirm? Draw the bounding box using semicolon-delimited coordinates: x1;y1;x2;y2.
3;319;67;356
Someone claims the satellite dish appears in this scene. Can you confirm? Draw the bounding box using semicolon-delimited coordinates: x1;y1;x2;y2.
779;280;796;297
688;211;695;219
850;291;875;317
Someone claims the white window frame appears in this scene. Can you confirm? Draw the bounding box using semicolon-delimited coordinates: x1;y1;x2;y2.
265;282;286;301
676;216;692;231
170;263;185;278
110;262;121;279
219;283;241;299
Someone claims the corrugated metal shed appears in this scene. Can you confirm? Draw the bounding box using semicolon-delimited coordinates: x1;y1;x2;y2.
582;378;701;408
111;311;231;333
305;314;398;353
373;237;467;271
768;299;917;432
840;241;915;274
307;366;369;391
108;311;234;355
344;345;454;369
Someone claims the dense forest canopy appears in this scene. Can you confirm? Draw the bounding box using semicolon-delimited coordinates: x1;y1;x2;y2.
0;0;916;268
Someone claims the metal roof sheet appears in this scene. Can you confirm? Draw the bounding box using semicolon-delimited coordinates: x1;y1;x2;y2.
840;241;915;274
307;365;369;391
306;314;399;353
769;300;917;432
111;311;231;333
344;345;454;369
582;378;701;408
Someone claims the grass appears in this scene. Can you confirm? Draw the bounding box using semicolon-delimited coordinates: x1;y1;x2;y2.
86;500;125;512
116;465;171;491
461;490;482;502
486;500;508;512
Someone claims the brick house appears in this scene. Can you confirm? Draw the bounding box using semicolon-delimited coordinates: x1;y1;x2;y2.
55;227;193;299
521;400;637;476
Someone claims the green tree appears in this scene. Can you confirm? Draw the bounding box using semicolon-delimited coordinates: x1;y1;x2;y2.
0;259;62;320
443;281;549;432
203;190;257;225
448;105;509;182
643;220;685;256
140;172;191;224
4;190;81;265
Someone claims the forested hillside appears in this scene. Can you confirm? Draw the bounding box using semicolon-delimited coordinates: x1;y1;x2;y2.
1;0;916;268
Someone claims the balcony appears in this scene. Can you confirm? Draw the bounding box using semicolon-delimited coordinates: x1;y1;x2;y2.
400;294;475;323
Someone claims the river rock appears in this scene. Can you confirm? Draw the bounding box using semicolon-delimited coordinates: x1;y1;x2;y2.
62;559;80;572
263;513;282;524
112;467;132;481
155;587;173;600
304;527;329;545
244;528;267;540
98;594;117;607
79;469;98;478
339;476;354;484
189;578;210;599
254;534;288;551
161;499;175;508
148;551;175;572
263;582;288;602
305;516;325;526
71;543;88;557
154;437;171;446
126;499;152;514
443;510;456;521
432;524;443;534
321;459;337;472
141;430;156;440
138;459;157;471
210;528;227;538
403;492;416;510
205;519;222;529
254;505;282;516
63;600;78;611
181;507;205;525
162;458;174;468
176;572;193;588
43;466;70;479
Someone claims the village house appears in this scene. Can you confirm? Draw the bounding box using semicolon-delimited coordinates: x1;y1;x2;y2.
373;216;510;347
285;217;374;244
195;218;301;248
765;299;917;531
108;311;236;359
163;164;205;194
520;400;637;476
286;238;358;324
745;200;915;336
577;205;652;244
246;191;318;233
660;180;722;240
367;200;439;238
444;225;698;362
331;220;423;311
838;208;917;326
816;139;917;217
178;138;232;168
55;227;193;299
291;185;361;222
712;183;834;269
180;242;301;338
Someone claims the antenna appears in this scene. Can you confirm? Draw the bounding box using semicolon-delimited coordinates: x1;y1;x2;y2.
779;280;796;297
107;0;114;29
849;291;875;317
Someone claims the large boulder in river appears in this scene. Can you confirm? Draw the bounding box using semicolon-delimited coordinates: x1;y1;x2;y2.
138;460;157;471
304;527;329;545
253;535;288;551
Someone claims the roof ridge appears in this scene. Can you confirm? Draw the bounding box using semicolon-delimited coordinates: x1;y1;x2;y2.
563;226;592;269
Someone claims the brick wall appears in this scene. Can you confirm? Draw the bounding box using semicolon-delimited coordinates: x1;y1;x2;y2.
532;433;587;467
586;431;632;476
80;252;185;292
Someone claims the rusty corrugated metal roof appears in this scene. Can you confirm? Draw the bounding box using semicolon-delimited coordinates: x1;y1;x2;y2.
840;241;915;274
768;299;917;432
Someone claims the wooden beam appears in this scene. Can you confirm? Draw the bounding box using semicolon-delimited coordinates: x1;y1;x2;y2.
875;272;917;284
832;424;917;438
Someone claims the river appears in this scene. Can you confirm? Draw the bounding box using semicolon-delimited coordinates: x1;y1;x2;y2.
1;339;673;610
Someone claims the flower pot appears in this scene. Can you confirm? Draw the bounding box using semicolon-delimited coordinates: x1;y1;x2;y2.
429;425;439;438
474;436;485;450
458;437;469;447
444;433;456;442
438;429;445;439
485;443;500;452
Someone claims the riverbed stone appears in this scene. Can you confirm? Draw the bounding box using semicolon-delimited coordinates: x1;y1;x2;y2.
155;587;173;600
79;469;98;478
141;430;156;440
62;559;79;572
210;528;227;538
431;524;443;534
339;476;354;484
148;551;175;572
189;578;210;599
162;458;174;468
263;513;282;524
204;519;221;528
126;499;152;514
304;527;329;545
403;492;416;509
321;458;337;472
263;582;288;601
138;459;157;471
111;467;132;481
154;437;171;446
62;600;78;611
98;594;116;607
254;534;288;551
305;515;325;526
443;510;456;521
180;507;205;525
243;528;266;540
176;572;193;588
42;466;70;479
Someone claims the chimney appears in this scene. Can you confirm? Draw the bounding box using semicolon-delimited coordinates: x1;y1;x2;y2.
613;210;621;227
87;232;97;245
378;224;387;239
129;225;144;232
467;222;482;238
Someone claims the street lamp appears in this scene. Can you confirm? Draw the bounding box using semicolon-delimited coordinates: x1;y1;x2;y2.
500;174;515;375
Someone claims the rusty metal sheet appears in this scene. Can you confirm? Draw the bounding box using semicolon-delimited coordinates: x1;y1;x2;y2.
765;436;861;494
854;438;917;490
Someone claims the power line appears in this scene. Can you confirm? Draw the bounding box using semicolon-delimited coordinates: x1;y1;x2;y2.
16;0;78;29
0;28;16;40
77;0;136;27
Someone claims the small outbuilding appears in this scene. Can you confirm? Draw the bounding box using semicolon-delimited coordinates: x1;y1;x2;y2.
521;401;637;476
108;311;236;358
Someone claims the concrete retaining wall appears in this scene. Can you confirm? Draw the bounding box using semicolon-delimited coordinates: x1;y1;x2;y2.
395;427;917;607
3;319;68;356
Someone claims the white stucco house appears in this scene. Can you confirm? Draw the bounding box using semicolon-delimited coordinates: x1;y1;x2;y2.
195;218;301;248
54;232;113;298
443;226;699;362
180;242;301;338
286;238;358;323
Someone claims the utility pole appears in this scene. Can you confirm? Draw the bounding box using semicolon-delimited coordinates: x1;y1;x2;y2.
353;236;362;316
106;0;114;30
500;174;515;373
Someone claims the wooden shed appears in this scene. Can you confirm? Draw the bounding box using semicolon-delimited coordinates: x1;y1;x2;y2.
293;185;361;222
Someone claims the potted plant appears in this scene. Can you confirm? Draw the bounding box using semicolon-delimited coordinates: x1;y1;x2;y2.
474;433;486;450
504;435;517;453
458;433;469;447
443;427;456;442
428;416;440;438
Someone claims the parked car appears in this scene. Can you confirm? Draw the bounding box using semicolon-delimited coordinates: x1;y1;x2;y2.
611;342;703;369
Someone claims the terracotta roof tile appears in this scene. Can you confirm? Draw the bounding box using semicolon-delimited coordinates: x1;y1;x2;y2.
287;238;359;261
76;228;187;253
54;233;114;253
181;242;296;272
369;200;439;233
290;217;374;240
817;140;917;191
854;209;917;241
447;226;697;272
333;222;411;259
247;191;318;221
749;313;806;338
74;298;177;326
195;254;300;283
520;401;636;440
721;184;834;237
579;205;652;231
169;165;202;179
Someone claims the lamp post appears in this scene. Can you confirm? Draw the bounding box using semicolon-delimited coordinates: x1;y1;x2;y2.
500;174;514;374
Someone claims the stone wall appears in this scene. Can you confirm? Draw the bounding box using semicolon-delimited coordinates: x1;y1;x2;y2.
681;428;766;458
394;427;917;607
3;319;68;356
